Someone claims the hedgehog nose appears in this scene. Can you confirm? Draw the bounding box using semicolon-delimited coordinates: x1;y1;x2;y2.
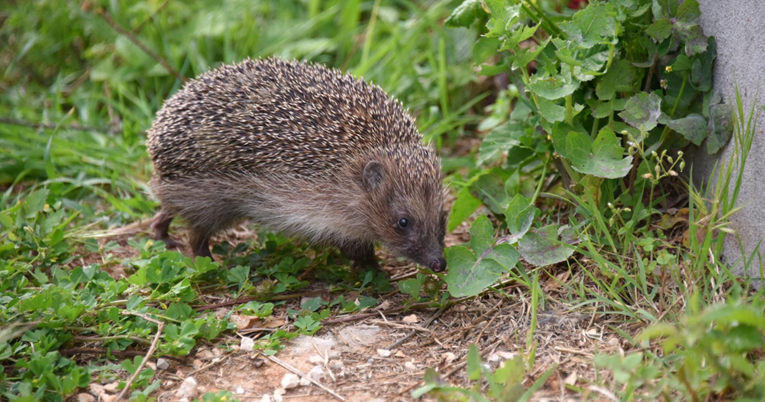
431;257;447;272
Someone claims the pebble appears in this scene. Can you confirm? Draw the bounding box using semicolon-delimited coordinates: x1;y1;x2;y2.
77;393;96;402
442;352;456;363
299;377;311;386
175;376;198;399
281;373;300;389
273;388;285;402
102;382;118;393
309;366;326;381
259;394;273;402
240;336;255;352
235;386;245;394
309;355;325;364
192;359;203;369
404;361;417;371
156;358;170;370
376;349;391;357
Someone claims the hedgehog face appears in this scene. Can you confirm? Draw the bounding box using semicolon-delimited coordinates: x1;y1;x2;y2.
361;158;447;272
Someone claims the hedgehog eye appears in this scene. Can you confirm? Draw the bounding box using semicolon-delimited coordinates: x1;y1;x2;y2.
398;218;409;229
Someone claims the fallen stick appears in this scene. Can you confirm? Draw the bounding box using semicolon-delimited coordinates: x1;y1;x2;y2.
114;312;165;402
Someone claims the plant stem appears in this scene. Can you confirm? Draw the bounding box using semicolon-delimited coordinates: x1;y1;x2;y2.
658;72;688;145
565;94;574;125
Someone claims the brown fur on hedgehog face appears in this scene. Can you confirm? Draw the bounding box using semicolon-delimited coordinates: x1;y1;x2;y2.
357;148;448;272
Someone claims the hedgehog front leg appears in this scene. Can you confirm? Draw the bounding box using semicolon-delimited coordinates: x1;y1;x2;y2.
340;241;380;270
151;209;180;249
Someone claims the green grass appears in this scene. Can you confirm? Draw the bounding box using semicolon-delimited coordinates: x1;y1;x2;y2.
3;0;765;401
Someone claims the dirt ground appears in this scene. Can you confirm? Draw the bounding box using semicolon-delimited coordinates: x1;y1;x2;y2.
75;220;629;402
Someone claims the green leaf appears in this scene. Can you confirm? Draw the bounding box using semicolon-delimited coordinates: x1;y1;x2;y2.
518;225;576;267
510;38;549;70
478;122;523;165
505;194;534;238
466;344;482;380
484;2;520;37
449;188;482;232
537;98;565;123
484;243;519;271
559;3;617;49
444;245;503;297
707;103;732;154
399;275;425;299
469;215;494;256
568;128;633;179
646;18;673;41
503;24;539;50
667;114;707;145
619;92;662;132
469;173;508;215
473;37;499;65
596;60;634;100
528;75;580;100
445;0;485;28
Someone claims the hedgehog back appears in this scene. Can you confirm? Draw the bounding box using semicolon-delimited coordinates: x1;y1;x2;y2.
147;58;423;179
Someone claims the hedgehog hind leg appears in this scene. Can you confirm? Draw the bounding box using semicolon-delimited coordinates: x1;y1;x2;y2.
188;230;213;259
151;209;181;250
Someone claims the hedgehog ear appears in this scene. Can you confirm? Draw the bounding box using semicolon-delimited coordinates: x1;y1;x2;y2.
362;161;385;191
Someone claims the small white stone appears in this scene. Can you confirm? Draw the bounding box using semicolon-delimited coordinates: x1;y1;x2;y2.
281;373;300;389
77;393;96;402
192;359;203;369
175;376;198;399
487;353;500;363
240;336;255;352
299;377;311;386
235;386;245;394
404;361;416;371
309;365;326;381
259;394;273;402
102;382;118;392
309;355;325;364
376;349;391;357
273;388;285;402
442;352;456;363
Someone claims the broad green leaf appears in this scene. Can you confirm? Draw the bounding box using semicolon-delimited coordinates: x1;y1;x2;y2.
646;18;672;41
667;113;707;145
537;98;565;123
444;0;485;28
510;38;549;70
466;344;482;380
568;128;633;179
619;92;662;132
469;173;508;215
559;3;617;49
503;24;540;50
528;75;580;100
484;2;520;37
473;37;499;64
478;122;523;165
707;103;733;154
398;276;425;299
691;37;716;92
449;188;482;232
505;194;534;238
444;245;504;297
518;225;576;267
596;60;634;100
565;131;592;166
484;243;519;270
469;215;494;256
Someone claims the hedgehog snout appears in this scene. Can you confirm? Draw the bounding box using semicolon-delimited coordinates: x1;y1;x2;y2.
430;256;447;272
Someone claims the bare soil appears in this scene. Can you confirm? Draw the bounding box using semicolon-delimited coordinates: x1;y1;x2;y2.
74;219;631;402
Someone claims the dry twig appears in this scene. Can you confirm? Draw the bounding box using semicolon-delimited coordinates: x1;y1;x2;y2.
267;354;345;401
114;312;165;402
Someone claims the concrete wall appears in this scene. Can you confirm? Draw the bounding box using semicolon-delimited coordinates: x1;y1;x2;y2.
696;0;765;281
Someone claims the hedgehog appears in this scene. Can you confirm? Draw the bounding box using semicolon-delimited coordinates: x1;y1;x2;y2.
146;58;448;272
